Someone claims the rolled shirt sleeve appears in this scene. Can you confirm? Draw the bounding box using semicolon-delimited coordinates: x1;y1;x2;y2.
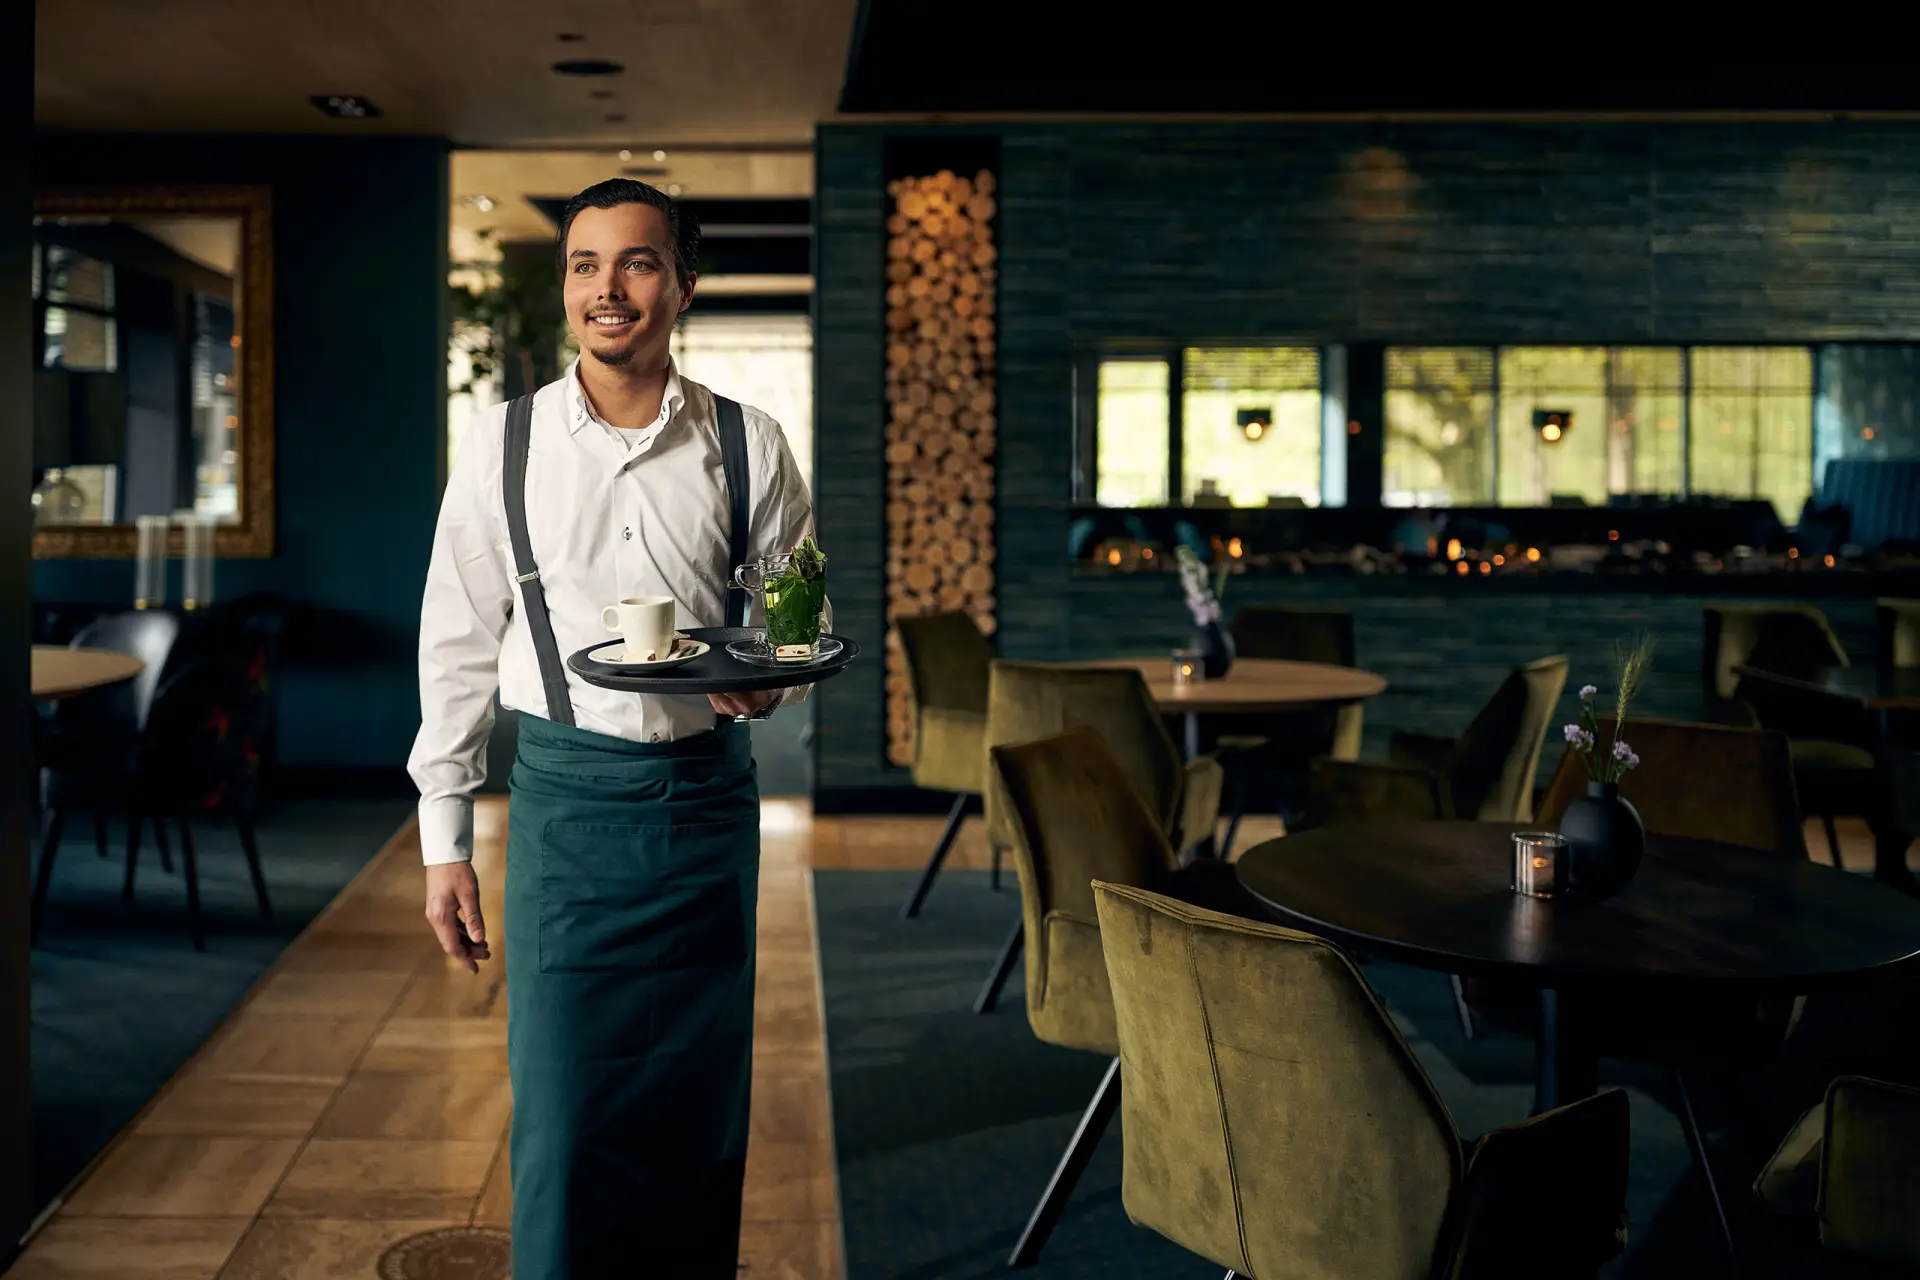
408;405;513;865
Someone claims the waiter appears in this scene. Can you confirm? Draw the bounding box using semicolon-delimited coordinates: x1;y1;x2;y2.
408;178;816;1279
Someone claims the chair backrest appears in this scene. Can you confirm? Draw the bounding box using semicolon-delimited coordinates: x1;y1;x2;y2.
1093;882;1461;1279
67;609;181;732
984;662;1182;848
1703;604;1847;704
1536;716;1804;857
1449;655;1569;822
1229;606;1356;667
892;611;993;716
1881;598;1920;670
990;727;1176;1054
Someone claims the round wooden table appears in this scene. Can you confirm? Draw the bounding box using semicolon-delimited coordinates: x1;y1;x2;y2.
1236;819;1920;1113
1086;657;1386;758
32;645;145;700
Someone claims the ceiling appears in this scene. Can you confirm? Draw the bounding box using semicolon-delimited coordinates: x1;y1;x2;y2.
36;0;859;147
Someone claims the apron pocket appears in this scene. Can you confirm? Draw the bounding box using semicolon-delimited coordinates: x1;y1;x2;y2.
537;818;752;975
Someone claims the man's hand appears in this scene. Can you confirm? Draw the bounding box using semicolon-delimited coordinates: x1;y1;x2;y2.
708;689;779;718
425;862;490;973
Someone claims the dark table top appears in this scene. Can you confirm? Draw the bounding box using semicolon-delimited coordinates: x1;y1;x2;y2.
1236;820;1920;989
1734;662;1920;710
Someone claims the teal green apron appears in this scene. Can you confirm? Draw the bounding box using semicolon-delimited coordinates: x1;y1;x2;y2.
506;716;759;1279
495;391;763;1279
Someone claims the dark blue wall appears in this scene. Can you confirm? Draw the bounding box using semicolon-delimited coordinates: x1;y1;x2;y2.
816;121;1920;799
33;136;450;774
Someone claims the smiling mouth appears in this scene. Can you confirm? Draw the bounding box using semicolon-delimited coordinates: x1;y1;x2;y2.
590;313;638;329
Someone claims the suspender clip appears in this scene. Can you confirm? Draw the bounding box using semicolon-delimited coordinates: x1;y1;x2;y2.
515;570;540;584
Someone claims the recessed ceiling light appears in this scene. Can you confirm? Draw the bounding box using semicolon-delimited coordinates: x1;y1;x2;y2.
618;149;632;161
461;195;496;212
556;31;586;41
667;183;683;196
310;94;381;119
652;149;667;162
553;59;624;77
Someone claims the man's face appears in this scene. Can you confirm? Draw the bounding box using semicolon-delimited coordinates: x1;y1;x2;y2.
562;202;693;369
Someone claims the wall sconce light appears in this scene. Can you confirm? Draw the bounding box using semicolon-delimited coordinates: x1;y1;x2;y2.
1533;408;1573;443
1237;407;1273;442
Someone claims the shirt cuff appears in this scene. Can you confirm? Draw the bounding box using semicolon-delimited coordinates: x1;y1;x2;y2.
418;794;476;866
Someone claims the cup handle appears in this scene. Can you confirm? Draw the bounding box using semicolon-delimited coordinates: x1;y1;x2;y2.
602;606;620;632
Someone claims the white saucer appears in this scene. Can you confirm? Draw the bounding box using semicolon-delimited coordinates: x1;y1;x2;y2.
588;635;708;670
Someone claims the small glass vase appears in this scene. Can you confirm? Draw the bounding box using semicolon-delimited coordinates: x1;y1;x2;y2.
1560;780;1646;897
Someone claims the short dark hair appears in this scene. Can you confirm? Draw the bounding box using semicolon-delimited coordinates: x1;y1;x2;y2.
553;178;700;291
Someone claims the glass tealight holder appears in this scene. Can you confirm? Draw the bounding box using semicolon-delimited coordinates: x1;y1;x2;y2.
1511;831;1568;899
134;515;169;611
176;511;215;610
1170;650;1202;687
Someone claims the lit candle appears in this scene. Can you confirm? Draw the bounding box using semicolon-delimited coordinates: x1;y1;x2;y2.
1170;651;1199;687
1511;831;1568;899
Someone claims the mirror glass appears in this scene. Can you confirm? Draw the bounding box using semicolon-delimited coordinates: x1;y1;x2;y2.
31;213;244;527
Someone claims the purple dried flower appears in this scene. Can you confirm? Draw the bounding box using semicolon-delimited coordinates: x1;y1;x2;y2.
1611;739;1632;761
1579;684;1598;699
1563;724;1594;749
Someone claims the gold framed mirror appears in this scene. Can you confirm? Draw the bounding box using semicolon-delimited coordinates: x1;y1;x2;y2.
31;185;274;558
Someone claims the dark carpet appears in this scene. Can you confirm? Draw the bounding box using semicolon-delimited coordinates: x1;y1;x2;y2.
816;869;1843;1280
29;799;415;1211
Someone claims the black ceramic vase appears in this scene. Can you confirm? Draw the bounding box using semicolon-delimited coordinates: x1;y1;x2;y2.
1191;620;1236;678
1559;780;1646;897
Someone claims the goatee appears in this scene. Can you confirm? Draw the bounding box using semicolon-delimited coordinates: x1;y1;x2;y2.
589;345;636;369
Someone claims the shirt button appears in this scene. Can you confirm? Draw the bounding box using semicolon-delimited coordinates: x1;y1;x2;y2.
623;527;632;540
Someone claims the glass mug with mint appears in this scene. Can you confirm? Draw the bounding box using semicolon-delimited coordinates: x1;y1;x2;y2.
731;536;828;658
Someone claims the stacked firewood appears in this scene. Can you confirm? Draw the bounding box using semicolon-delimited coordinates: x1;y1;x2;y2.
883;168;998;767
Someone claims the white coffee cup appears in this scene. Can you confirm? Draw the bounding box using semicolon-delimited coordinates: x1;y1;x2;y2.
602;596;676;661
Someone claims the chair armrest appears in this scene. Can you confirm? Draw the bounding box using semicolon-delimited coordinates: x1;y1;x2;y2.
1303;758;1448;828
912;706;987;795
1443;1089;1630;1280
1388;729;1457;776
1817;1075;1920;1266
1170;754;1224;856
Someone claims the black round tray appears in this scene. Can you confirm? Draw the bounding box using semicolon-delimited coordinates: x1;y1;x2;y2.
566;626;860;695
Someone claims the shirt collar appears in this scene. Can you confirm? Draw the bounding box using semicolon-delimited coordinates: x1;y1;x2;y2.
566;355;685;435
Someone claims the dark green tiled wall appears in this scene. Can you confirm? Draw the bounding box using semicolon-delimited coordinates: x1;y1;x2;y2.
815;121;1920;797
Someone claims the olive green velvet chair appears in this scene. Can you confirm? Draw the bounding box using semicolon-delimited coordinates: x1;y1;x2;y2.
1707;603;1878;869
1304;655;1568;829
1091;882;1631;1280
1756;1075;1920;1273
1535;715;1806;857
892;611;994;918
1881;598;1920;670
988;726;1265;1267
972;661;1225;1015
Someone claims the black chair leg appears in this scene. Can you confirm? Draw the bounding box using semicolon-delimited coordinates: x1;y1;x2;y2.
122;813;144;903
975;918;1023;1014
991;844;1004;892
1449;973;1476;1042
93;811;109;858
1008;1056;1121;1267
1820;813;1844;869
31;809;67;945
153;815;174;874
901;793;967;919
1218;768;1248;861
178;815;205;952
237;811;273;923
1673;1067;1740;1276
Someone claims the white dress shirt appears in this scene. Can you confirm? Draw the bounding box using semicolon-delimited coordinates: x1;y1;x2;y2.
409;358;817;866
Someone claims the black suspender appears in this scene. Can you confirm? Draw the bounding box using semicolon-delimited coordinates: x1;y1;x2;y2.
503;394;576;727
501;389;753;725
715;394;752;629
